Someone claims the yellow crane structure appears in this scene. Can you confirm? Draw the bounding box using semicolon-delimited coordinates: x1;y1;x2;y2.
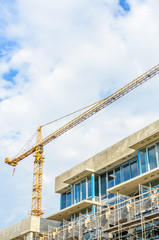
5;64;159;217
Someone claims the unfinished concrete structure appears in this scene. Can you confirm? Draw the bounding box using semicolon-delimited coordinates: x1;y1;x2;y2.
42;120;159;239
0;216;59;240
2;120;159;240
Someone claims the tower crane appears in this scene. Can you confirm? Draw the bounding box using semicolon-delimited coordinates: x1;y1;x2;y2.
5;64;159;217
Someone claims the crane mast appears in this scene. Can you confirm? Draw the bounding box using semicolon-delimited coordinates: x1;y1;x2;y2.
5;64;159;216
31;127;44;216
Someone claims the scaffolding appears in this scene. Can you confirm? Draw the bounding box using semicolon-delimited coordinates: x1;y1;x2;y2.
40;186;159;240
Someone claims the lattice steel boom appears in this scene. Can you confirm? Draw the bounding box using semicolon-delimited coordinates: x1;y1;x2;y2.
5;64;159;216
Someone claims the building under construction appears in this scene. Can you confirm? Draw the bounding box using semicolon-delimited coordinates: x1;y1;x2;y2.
39;119;159;239
2;120;159;239
1;65;159;239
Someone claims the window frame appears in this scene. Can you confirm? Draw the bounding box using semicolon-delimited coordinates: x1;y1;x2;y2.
130;157;139;178
139;141;159;174
81;178;87;201
147;144;158;171
139;147;148;174
66;190;71;207
122;162;131;182
100;172;106;197
114;166;122;185
95;174;100;197
73;175;92;204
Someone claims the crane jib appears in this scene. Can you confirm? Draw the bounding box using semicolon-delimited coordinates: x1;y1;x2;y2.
5;64;159;166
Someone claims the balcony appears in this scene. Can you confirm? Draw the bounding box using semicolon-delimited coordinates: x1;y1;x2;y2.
107;167;159;195
47;198;101;222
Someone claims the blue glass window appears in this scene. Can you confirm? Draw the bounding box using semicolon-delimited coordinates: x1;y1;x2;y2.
115;167;121;185
95;175;99;196
140;148;147;174
122;163;130;182
87;176;92;198
108;170;114;188
130;158;138;178
61;193;66;210
81;179;86;200
148;146;157;170
101;173;106;196
75;183;80;203
66;191;71;207
108;193;115;199
72;186;74;205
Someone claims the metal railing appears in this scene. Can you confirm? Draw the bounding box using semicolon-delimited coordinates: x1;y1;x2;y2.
41;187;159;240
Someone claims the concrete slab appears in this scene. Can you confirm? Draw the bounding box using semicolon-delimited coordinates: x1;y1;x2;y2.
55;120;159;193
107;167;159;195
47;200;101;221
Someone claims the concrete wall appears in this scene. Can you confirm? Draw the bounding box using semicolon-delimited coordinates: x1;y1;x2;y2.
0;216;60;240
55;120;159;193
40;218;60;232
0;216;36;240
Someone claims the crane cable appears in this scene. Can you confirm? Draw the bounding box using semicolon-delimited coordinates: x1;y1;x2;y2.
16;131;37;157
40;100;101;128
15;100;101;156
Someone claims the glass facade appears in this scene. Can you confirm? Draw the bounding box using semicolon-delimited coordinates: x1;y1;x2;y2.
81;180;86;200
60;141;159;211
123;163;130;182
61;193;66;210
73;176;93;205
156;143;159;161
87;176;92;198
95;175;99;197
101;173;106;197
130;158;138;178
139;142;159;172
115;167;121;185
148;146;157;170
140;148;147;173
75;183;80;203
66;191;71;207
108;170;114;188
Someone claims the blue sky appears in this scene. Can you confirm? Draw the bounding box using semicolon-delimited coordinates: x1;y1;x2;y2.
3;69;18;85
0;40;17;58
0;0;159;231
119;0;130;11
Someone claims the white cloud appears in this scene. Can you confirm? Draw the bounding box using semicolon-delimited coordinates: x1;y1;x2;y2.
0;0;159;230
